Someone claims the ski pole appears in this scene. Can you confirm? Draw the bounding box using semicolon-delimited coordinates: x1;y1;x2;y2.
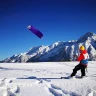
86;67;88;73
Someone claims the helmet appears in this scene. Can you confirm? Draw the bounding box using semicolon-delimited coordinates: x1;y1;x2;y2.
80;46;85;51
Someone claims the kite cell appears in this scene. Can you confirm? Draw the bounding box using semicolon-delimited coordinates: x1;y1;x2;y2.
27;25;43;39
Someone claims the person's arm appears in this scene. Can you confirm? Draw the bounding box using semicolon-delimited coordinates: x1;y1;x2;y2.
77;53;84;61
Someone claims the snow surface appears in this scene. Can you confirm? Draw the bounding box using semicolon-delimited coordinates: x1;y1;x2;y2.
0;61;96;96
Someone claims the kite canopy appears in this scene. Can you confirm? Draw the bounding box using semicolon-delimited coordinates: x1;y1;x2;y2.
27;25;43;39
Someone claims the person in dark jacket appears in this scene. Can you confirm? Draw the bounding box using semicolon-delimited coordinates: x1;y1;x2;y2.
70;46;89;78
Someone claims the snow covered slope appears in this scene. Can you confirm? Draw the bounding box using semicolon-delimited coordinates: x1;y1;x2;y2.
0;62;96;96
2;32;96;62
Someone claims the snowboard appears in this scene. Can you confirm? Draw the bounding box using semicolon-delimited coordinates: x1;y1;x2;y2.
61;76;88;79
61;77;72;79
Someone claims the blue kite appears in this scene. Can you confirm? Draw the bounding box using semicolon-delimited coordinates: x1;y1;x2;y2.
27;25;43;39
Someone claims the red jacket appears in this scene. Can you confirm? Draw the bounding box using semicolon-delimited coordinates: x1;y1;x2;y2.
77;50;89;66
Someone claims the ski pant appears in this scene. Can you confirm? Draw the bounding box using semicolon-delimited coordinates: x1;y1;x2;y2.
71;64;87;77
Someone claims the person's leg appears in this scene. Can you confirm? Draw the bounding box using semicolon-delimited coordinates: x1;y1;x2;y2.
71;64;81;77
81;66;86;77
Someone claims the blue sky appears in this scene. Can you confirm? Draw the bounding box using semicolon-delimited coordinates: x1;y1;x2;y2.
0;0;96;60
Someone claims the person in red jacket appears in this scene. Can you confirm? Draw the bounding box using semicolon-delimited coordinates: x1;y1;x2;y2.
70;46;89;78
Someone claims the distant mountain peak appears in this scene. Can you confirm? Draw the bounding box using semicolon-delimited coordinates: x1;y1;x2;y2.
84;32;95;36
77;32;96;43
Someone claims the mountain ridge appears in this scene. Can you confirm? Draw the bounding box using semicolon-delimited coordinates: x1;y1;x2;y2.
1;32;96;63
